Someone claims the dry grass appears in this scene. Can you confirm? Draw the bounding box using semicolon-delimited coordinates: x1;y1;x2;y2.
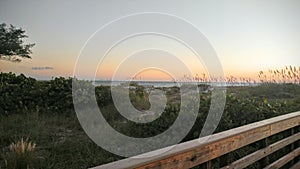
1;138;38;169
8;138;36;155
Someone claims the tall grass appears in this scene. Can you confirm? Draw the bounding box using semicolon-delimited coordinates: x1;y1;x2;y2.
181;65;300;85
1;138;38;169
259;66;300;84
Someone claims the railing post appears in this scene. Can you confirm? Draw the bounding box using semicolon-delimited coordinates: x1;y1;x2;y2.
264;138;270;165
295;126;300;163
227;152;233;166
258;137;270;168
291;127;295;165
206;160;212;169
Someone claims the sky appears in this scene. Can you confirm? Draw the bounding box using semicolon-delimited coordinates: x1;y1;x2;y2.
0;0;300;81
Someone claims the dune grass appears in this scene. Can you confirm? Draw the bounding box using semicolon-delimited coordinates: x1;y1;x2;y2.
0;112;121;169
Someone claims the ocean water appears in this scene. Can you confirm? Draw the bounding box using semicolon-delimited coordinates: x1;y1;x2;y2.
93;80;258;87
93;81;179;87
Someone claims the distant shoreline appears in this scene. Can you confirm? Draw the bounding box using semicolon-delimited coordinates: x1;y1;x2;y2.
92;80;260;87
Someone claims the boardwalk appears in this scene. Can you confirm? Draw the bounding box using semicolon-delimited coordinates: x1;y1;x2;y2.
94;111;300;169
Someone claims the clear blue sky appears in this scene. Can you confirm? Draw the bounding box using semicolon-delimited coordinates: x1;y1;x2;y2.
0;0;299;80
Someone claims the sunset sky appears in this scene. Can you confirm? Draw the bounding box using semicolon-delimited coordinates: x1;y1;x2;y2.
0;0;300;81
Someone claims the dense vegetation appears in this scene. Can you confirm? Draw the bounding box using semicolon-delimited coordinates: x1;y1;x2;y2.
1;72;300;168
0;23;35;62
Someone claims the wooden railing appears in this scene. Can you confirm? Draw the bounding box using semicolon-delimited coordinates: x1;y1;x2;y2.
93;111;300;169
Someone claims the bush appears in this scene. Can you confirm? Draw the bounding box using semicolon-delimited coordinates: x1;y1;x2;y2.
1;138;39;169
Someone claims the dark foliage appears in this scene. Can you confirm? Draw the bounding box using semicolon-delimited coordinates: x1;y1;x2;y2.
0;23;35;62
0;72;299;168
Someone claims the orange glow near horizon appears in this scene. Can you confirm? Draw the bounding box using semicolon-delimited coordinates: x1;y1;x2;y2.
0;59;295;82
93;64;262;81
1;1;300;81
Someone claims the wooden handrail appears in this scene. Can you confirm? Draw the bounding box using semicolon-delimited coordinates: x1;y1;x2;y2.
221;132;300;169
92;111;300;169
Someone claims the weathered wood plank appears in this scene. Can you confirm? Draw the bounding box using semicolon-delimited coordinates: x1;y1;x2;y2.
290;160;300;169
221;132;300;169
92;111;300;169
263;147;300;169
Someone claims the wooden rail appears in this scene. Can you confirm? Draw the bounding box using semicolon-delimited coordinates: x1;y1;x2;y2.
93;111;300;169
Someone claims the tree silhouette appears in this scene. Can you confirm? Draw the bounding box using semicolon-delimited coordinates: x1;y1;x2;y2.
0;23;35;62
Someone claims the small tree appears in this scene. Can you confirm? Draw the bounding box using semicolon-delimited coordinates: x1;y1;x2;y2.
0;23;35;62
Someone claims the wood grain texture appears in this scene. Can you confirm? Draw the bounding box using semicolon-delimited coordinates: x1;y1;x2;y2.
263;147;300;169
92;111;300;169
221;132;300;169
